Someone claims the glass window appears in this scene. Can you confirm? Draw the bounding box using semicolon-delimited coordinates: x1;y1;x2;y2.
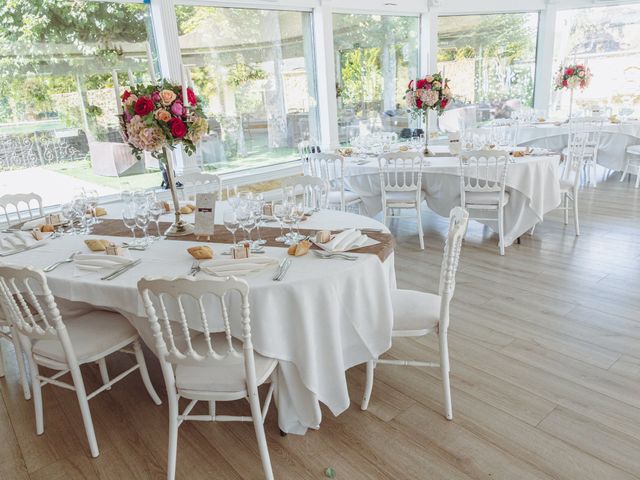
550;4;640;119
175;6;319;172
332;13;420;144
437;13;539;125
0;1;158;208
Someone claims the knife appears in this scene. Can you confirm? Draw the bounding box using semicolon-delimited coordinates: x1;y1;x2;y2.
101;259;142;281
272;257;287;281
0;241;46;257
274;259;292;281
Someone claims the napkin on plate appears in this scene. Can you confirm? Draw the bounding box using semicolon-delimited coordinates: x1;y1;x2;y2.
20;217;46;231
199;257;279;277
74;253;133;272
320;229;368;252
0;232;39;253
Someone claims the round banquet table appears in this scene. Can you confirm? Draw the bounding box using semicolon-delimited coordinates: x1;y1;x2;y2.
474;121;640;171
2;204;395;435
344;153;562;247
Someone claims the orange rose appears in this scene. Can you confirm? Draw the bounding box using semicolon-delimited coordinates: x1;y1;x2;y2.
155;109;171;122
159;89;177;106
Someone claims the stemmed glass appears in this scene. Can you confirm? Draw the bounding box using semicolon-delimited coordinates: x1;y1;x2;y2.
281;204;298;245
291;202;306;242
61;202;75;234
149;200;164;239
237;208;256;246
135;205;151;246
273;201;288;243
223;210;239;248
227;185;239;210
122;204;137;243
252;194;266;245
86;189;100;225
72;194;89;234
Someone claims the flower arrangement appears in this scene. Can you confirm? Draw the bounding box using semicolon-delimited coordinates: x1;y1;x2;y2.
554;64;592;91
405;73;452;118
119;80;209;159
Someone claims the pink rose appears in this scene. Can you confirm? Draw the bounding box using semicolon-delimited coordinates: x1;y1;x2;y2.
151;91;161;103
155;109;171;122
170;101;185;116
159;89;177;106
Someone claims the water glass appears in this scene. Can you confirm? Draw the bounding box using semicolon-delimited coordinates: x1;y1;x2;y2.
223;210;239;247
149;201;164;238
135;206;151;246
122;204;137;242
273;201;288;243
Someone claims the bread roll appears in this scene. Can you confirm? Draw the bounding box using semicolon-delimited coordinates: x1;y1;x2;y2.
179;206;193;214
315;230;331;244
288;240;311;257
84;239;111;252
161;201;171;212
94;207;107;217
187;245;213;260
39;224;55;233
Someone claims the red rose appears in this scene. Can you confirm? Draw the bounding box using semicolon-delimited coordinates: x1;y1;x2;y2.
121;90;132;101
566;67;574;76
134;96;154;116
415;98;423;108
416;79;427;89
187;88;197;106
168;117;187;138
440;98;448;109
562;79;568;87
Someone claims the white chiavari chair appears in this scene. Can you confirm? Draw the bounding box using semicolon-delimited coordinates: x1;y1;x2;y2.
562;116;604;187
137;276;277;480
175;172;223;201
308;153;365;213
281;175;329;210
361;207;469;419
556;131;589;235
0;193;44;227
0;296;31;400
378;152;426;249
459;150;509;255
620;145;640;188
0;264;161;458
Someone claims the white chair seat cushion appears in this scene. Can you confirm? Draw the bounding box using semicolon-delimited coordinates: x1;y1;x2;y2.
559;179;575;192
32;310;137;364
176;334;277;393
627;145;640;155
391;289;440;335
385;190;425;204
327;190;361;204
465;191;509;206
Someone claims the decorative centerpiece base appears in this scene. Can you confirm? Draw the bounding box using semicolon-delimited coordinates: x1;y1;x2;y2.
423;146;434;157
165;216;195;237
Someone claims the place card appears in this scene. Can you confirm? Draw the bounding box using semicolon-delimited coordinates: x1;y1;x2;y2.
105;243;125;256
194;193;216;240
232;243;250;259
263;202;273;217
448;132;461;155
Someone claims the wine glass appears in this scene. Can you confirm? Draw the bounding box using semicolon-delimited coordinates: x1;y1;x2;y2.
122;204;137;243
135;205;151;246
237;207;256;245
149;200;164;239
72;194;89;234
223;210;239;248
86;189;100;225
291;202;306;241
252;194;266;245
273;201;288;243
227;185;239;210
133;190;148;209
60;202;75;234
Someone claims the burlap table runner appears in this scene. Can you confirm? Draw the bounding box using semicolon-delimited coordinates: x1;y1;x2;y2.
89;219;394;262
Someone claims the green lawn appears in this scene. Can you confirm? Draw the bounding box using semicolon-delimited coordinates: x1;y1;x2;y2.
44;160;163;191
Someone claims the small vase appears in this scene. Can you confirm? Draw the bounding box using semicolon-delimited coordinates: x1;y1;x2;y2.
162;146;194;237
423;112;433;156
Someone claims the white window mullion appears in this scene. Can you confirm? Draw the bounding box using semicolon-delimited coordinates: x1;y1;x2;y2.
533;5;557;114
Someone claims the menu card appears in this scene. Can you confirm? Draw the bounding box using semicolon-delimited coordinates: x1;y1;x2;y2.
194;193;216;239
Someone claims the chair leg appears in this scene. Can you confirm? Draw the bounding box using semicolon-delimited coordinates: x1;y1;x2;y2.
498;206;505;256
619;165;628;182
69;365;99;458
0;342;4;378
439;332;453;420
635;173;640;189
13;334;31;400
208;400;216;417
133;340;162;405
166;391;179;480
361;360;375;411
563;193;569;225
97;358;110;390
25;352;44;434
248;387;274;480
572;191;580;236
416;203;425;250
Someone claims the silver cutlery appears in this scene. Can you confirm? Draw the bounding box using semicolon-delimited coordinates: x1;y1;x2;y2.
43;251;79;272
312;250;358;261
0;242;46;257
101;259;142;281
272;258;288;281
188;260;201;276
274;258;292;281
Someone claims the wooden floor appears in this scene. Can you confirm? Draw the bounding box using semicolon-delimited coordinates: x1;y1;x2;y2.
1;172;640;479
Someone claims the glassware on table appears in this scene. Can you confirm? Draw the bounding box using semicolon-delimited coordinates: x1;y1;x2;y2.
60;202;75;234
149;200;164;238
122;204;137;242
227;185;239;210
85;189;100;225
291;202;306;241
236;207;256;245
133;190;148;209
135;206;151;246
281;204;298;245
72;194;89;234
272;201;288;243
223;210;239;247
252;194;266;245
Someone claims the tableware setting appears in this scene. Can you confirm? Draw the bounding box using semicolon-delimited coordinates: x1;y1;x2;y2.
0;231;48;257
312;228;378;253
197;256;280;277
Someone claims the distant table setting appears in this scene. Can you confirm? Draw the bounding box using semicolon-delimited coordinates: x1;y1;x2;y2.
340;144;562;246
0;201;396;435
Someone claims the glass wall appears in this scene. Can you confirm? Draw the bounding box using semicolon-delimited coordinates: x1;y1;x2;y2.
174;6;319;172
437;13;539;126
333;14;420;144
550;4;640;119
0;1;159;207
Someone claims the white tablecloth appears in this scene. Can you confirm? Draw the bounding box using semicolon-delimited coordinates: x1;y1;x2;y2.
344;154;561;247
474;122;640;171
1;208;394;435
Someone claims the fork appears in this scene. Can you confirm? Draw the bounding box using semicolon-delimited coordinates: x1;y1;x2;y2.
312;250;358;261
188;261;201;276
43;251;80;272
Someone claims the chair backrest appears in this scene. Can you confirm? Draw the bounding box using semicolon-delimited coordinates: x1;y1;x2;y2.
281;175;329;209
175;173;222;201
568;116;604;154
308;153;346;207
459;150;509;205
137;276;261;393
0;264;79;364
437;207;469;331
378;154;424;194
298;140;321;175
562;131;589;189
0;193;44;227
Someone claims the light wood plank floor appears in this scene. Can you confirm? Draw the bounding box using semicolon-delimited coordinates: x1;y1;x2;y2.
1;172;639;479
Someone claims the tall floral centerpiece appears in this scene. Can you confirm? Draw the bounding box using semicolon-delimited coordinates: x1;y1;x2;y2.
405;73;452;155
554;63;592;119
119;80;209;236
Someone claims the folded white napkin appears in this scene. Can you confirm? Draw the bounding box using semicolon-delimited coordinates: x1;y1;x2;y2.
320;229;368;252
200;257;279;277
20;217;46;231
74;254;132;272
0;232;39;252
